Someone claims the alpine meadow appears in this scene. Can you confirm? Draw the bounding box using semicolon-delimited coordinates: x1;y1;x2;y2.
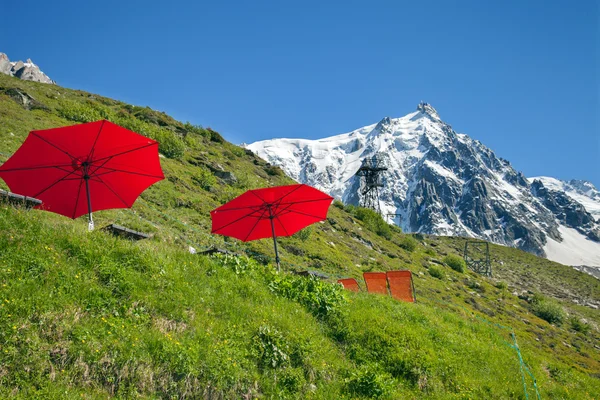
0;71;599;400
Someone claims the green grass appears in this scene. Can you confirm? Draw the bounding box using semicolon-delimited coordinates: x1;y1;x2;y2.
0;73;599;398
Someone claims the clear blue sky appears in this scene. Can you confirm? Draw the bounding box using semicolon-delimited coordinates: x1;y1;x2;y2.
3;0;598;186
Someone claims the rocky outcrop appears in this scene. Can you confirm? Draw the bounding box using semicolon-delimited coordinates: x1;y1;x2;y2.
0;53;55;84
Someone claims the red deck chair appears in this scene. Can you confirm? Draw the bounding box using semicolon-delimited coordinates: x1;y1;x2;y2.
386;270;416;302
363;272;388;295
338;278;360;292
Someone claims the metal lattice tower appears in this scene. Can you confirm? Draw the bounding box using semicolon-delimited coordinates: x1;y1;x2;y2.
355;156;387;214
464;240;492;277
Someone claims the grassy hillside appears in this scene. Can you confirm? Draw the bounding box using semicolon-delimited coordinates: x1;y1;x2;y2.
0;73;599;399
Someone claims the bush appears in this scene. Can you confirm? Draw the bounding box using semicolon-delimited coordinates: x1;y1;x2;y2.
191;168;217;190
352;207;392;240
398;236;418;252
57;100;113;123
293;227;312;242
424;248;436;256
569;317;590;334
154;129;185;159
428;266;444;279
333;200;345;209
252;325;290;369
265;165;284;176
268;275;346;319
443;254;466;273
345;366;392;399
531;295;565;325
495;281;508;290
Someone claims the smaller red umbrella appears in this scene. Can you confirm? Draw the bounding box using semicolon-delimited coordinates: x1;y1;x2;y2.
211;184;334;270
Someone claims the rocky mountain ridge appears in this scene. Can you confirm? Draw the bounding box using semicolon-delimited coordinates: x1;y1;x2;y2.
0;52;55;84
246;103;600;269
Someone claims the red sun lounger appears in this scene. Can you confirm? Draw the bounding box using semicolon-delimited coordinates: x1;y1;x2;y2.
386;270;416;302
338;278;360;292
363;272;388;295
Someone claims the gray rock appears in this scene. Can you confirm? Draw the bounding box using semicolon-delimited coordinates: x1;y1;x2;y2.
0;52;55;84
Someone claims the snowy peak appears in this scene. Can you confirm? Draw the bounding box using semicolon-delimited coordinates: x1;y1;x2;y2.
246;105;600;270
416;101;441;121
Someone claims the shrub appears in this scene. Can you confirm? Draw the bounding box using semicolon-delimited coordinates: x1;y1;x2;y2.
345;366;392;399
333;200;345;209
428;266;444;279
153;129;185;159
424;248;436;256
206;128;224;143
265;165;284;176
228;145;246;158
191;168;217;190
495;281;508;290
443;254;466;273
293;227;312;242
569;317;591;334
252;325;290;369
398;236;418;252
268;275;346;319
57;100;112;123
531;295;565;325
352;207;392;240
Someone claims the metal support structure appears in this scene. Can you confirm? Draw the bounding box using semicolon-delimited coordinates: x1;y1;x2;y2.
268;206;281;272
355;156;387;215
83;162;94;231
464;240;492;277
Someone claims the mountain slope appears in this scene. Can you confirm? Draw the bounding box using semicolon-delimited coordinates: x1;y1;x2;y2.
1;73;599;398
247;103;600;269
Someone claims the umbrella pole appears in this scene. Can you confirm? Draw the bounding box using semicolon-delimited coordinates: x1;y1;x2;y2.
269;216;281;272
84;165;94;231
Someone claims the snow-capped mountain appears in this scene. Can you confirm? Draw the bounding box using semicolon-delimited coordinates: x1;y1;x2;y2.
246;103;600;270
0;53;55;84
528;177;600;222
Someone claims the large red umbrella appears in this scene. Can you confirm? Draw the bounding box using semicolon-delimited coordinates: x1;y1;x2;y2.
211;184;334;269
0;120;164;230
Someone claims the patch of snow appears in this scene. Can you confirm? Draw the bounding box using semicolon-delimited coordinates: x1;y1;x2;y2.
544;225;600;267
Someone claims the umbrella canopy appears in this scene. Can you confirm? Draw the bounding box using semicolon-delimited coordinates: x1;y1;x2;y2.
211;184;334;269
0;120;164;229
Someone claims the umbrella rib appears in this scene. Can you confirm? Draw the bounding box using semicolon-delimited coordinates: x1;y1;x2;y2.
33;168;81;198
276;197;334;207
95;175;130;208
270;202;295;218
271;184;305;206
279;208;327;220
0;163;75;173
243;207;270;241
273;215;291;237
212;206;267;233
88;155;114;176
91;166;164;179
87;120;106;161
72;178;85;219
91;142;158;164
31;132;76;160
248;189;267;203
213;204;267;213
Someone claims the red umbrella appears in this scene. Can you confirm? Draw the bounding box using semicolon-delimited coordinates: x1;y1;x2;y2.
0;120;164;230
211;184;334;269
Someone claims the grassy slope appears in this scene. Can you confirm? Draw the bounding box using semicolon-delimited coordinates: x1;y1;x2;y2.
0;74;598;399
